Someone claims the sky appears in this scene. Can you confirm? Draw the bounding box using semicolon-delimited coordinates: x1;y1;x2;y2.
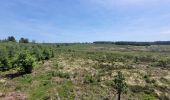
0;0;170;42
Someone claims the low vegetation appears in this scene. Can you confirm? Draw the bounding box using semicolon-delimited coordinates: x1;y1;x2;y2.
0;36;170;100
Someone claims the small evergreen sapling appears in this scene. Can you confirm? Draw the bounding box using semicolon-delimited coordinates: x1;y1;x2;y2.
113;71;127;100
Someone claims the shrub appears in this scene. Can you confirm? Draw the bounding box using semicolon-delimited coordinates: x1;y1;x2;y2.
0;57;10;71
14;52;36;73
83;74;100;84
8;46;16;58
42;49;51;60
32;47;43;61
157;58;168;67
0;48;10;71
84;74;96;84
0;39;55;73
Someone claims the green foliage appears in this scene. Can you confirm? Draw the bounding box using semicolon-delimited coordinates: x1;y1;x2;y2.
160;77;170;85
14;52;36;73
113;71;128;94
0;42;55;74
129;85;156;97
113;71;127;100
84;74;100;84
53;63;59;69
29;80;54;100
52;71;70;79
157;58;169;67
84;74;96;84
40;48;54;61
42;49;51;60
0;57;10;71
151;57;170;68
7;36;16;42
2;39;170;99
143;94;155;100
0;48;10;71
58;81;75;99
8;46;16;58
32;47;43;61
19;37;29;43
17;74;33;85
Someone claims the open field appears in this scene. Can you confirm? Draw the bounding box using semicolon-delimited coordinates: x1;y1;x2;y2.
1;43;170;100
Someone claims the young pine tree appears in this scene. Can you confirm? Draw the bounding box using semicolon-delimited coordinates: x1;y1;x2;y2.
0;48;10;71
113;71;127;100
15;51;35;73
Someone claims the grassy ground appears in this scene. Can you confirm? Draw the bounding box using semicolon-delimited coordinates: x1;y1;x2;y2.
1;44;170;100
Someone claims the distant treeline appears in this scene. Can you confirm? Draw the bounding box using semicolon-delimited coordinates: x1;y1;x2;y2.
0;36;35;43
93;41;170;46
2;36;170;46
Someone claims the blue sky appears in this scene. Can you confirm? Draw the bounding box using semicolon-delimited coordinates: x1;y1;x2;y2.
0;0;170;42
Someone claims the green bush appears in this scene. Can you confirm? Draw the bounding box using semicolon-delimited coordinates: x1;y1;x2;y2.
0;57;10;71
150;57;170;68
157;58;168;67
0;48;11;71
14;52;36;73
0;41;55;73
8;46;16;58
83;74;100;84
42;49;51;60
32;47;43;61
